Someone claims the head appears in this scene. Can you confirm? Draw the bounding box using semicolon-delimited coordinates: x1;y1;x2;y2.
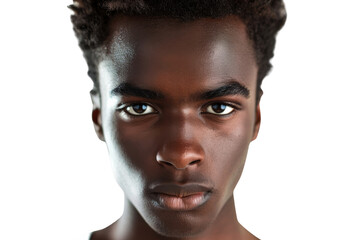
70;0;286;238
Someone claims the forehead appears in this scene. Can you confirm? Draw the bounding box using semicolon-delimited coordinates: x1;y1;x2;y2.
99;15;258;97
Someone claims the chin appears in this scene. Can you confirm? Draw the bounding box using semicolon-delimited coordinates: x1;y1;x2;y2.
136;197;220;238
146;212;213;238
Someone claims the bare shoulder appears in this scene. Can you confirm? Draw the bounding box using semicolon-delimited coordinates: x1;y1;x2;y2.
244;230;260;240
239;224;260;240
89;220;119;240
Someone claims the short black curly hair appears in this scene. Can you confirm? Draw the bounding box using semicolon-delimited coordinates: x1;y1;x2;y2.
69;0;286;102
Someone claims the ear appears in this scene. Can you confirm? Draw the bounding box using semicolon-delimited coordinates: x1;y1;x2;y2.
90;91;105;142
251;89;262;141
251;103;261;141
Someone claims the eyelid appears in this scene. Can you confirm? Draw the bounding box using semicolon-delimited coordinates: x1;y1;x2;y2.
201;101;241;116
117;102;158;116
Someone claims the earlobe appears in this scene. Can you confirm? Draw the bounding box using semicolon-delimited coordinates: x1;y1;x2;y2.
251;103;261;141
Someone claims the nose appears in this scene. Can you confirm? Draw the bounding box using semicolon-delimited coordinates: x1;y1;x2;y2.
156;141;204;170
156;113;205;170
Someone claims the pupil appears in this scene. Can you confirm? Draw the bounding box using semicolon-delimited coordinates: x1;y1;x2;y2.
212;104;226;113
133;104;147;113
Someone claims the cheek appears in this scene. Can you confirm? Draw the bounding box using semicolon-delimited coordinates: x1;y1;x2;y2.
104;114;159;183
205;114;254;193
210;134;250;184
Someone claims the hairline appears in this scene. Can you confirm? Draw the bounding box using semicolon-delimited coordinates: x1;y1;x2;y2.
90;14;262;103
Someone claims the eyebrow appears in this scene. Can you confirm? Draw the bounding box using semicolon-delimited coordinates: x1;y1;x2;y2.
194;81;250;100
110;80;250;100
111;82;165;100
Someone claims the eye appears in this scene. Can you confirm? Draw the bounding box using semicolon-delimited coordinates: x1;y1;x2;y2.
205;103;235;115
122;103;157;116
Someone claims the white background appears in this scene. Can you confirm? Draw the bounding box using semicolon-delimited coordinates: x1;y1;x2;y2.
1;1;359;239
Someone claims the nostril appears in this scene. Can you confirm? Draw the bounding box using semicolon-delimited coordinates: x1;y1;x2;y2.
158;159;201;169
161;161;173;167
189;160;201;165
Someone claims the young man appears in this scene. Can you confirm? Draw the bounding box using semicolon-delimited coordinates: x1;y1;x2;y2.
70;1;286;239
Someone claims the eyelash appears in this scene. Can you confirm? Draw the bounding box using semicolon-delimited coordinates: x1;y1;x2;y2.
117;103;158;116
201;102;240;116
117;102;241;118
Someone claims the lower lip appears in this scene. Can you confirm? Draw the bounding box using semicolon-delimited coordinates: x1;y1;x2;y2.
152;192;210;211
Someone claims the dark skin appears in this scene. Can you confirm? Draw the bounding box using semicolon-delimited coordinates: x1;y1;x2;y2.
91;15;261;240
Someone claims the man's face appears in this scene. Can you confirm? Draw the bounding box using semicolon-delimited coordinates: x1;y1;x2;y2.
93;15;260;237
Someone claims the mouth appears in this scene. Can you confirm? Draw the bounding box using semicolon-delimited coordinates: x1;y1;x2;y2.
149;183;213;211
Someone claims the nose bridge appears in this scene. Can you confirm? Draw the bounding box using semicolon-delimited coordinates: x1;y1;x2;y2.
168;108;196;141
156;109;205;170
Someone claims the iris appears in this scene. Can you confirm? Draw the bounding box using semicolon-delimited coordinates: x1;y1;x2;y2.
132;104;148;113
211;104;227;113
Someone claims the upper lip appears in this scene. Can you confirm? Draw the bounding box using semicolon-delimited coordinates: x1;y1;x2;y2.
150;183;213;197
